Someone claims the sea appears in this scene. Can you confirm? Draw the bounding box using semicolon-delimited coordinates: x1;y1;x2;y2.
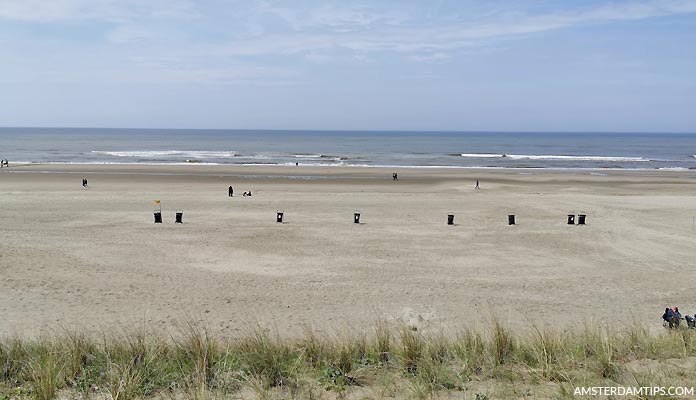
2;128;696;171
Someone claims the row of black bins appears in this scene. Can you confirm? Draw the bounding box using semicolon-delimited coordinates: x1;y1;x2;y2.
567;214;587;225
157;211;585;226
279;212;362;224
154;211;183;223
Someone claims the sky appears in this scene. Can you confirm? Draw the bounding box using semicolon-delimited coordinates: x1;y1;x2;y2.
0;0;694;132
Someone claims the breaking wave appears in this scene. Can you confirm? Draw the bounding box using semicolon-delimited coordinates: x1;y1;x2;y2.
91;150;238;158
457;153;648;162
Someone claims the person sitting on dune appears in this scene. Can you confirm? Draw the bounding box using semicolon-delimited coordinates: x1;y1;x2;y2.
663;307;673;322
663;307;681;328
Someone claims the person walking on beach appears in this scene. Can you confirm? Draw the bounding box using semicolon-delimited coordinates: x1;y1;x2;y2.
228;185;234;197
475;180;480;189
393;172;398;181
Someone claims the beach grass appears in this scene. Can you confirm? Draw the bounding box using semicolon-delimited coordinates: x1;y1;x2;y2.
2;319;696;399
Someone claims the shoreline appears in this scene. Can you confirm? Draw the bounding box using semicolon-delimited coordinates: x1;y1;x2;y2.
4;162;696;179
4;161;696;173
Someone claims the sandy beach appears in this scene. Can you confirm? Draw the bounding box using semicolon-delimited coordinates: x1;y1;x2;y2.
2;164;696;338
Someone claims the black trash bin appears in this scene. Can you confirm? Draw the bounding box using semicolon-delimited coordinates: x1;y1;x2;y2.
578;214;586;225
175;210;183;224
154;210;162;223
567;214;575;225
447;214;455;225
508;214;515;225
276;211;284;223
354;212;361;224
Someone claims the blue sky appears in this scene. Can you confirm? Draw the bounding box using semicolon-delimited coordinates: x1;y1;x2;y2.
0;0;694;132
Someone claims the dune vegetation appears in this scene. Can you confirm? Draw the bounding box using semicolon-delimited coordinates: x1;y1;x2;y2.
1;318;696;399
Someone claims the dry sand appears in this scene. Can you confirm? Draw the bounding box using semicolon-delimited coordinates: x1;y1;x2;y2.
1;164;696;338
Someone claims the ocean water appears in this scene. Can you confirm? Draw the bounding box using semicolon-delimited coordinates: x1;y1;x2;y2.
1;128;696;170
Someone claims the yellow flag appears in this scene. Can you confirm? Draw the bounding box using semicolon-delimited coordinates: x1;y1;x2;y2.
154;200;160;204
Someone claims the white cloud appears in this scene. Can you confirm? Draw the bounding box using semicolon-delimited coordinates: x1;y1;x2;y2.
2;0;696;73
0;0;105;21
407;53;450;63
106;25;156;43
0;0;197;22
207;0;696;57
253;1;405;32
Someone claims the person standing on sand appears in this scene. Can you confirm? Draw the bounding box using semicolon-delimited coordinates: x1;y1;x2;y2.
475;180;480;189
228;185;234;197
393;172;398;180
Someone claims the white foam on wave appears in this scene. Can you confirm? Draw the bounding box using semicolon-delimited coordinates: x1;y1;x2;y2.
293;154;323;158
291;154;347;161
91;150;237;158
460;153;647;162
460;153;505;158
44;161;222;166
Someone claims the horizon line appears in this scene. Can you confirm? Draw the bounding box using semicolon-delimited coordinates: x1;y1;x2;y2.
1;126;695;135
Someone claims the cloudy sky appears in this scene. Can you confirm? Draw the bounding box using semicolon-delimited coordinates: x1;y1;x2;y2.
0;0;694;132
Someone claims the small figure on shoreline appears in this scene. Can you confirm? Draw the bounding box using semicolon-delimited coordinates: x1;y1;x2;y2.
392;172;398;181
475;180;480;189
1;159;8;167
228;186;234;197
82;178;89;189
